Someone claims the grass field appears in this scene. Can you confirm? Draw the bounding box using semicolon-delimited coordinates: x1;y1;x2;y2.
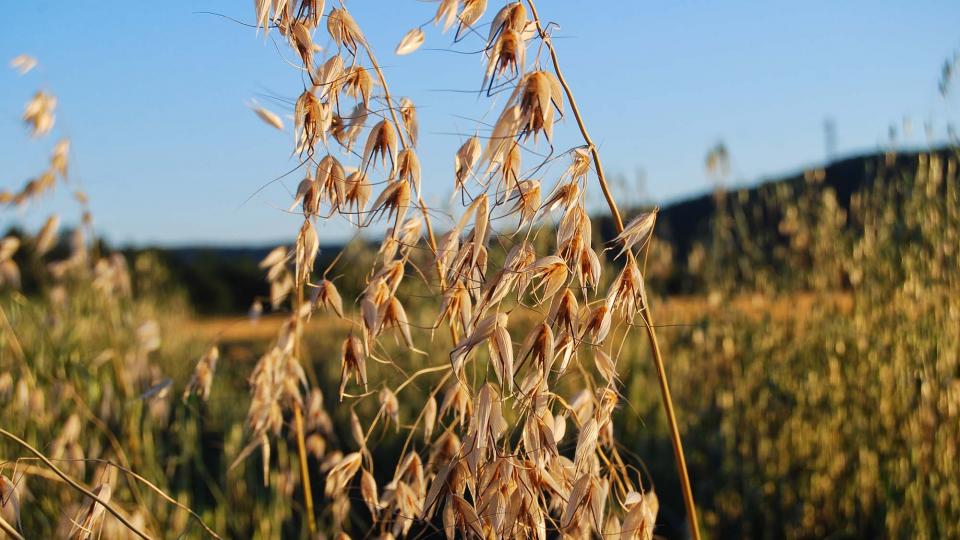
2;1;958;538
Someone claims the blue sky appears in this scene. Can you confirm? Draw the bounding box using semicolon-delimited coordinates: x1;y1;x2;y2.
1;1;958;246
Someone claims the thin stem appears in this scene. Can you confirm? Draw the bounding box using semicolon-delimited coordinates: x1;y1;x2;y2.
292;279;317;536
525;2;702;539
293;404;316;534
0;515;24;540
0;428;152;540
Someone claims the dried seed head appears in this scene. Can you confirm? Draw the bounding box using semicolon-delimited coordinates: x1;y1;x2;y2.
10;54;37;75
312;279;344;317
606;257;647;321
366;180;411;232
344;170;371;222
295;220;319;286
395;28;425;55
34;215;60;256
488;2;528;43
294;89;326;155
315;55;345;101
526;256;569;304
399;97;419;146
296;0;325;28
520;322;556;376
343;66;375;107
51;139;70;178
339;335;367;400
22;90;56;137
614;209;658;258
542;182;580;215
454;136;482;192
0;236;20;261
316;154;347;211
250;101;285;131
482;106;522;176
69;484;111;540
363;120;399;172
327;8;364;53
395;148;422;195
434;0;459;33
325;452;362;497
485;29;525;87
423;396;438;441
580;304;612;344
457;0;488;40
361;469;380;515
289;20;316;68
513;70;563;142
183;346;220;402
0;474;21;532
380;387;400;430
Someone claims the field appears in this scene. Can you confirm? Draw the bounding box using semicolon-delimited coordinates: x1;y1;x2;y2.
2;2;959;539
4;149;957;538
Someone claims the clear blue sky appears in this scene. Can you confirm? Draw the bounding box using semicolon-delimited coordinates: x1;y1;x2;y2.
2;1;958;246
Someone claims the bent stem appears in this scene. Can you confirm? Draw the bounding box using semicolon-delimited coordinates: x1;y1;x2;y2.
0;428;152;540
0;515;24;540
525;2;702;539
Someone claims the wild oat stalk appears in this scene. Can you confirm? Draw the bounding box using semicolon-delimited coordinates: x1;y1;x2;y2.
244;1;692;537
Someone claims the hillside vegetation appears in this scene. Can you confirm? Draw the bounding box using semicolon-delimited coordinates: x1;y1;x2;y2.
5;146;955;538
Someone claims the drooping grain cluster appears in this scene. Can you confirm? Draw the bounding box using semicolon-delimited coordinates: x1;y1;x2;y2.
244;1;663;537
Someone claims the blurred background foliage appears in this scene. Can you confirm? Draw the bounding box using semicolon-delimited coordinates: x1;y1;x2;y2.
2;147;958;538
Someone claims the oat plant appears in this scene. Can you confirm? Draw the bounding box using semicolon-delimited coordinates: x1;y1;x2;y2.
242;1;700;538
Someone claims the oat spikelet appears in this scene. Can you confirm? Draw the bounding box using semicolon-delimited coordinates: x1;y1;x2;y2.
343;66;375;107
395;28;425;55
297;0;325;28
366;180;411;232
294;89;326;155
51;139;70;178
183;346;220;402
434;0;458;33
339;335;367;400
9;54;37;74
312;279;344;317
22;91;56;137
395;148;422;195
363;120;399;172
325;452;362;497
0;475;21;533
295;220;319;286
34;215;60;256
613;209;658;258
456;0;488;40
69;484;111;540
399;98;419;147
454;136;482;192
485;29;525;87
327;8;364;53
250;101;285;130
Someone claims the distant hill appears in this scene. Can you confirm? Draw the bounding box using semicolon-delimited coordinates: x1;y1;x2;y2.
605;147;956;288
134;147;955;313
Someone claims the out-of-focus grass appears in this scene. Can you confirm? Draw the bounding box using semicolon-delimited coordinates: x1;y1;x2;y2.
3;151;957;539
